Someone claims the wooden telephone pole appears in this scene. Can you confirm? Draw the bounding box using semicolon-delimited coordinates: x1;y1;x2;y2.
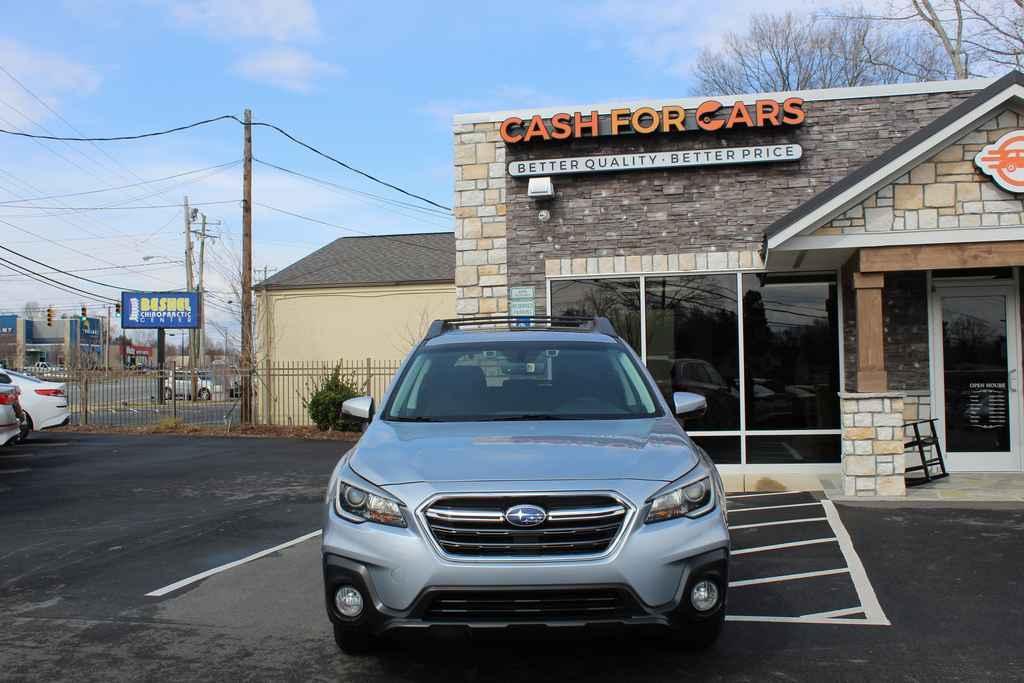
240;109;254;423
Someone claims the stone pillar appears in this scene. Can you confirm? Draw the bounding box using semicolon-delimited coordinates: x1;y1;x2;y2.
840;392;906;497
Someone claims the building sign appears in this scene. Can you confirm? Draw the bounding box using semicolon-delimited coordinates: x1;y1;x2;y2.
79;317;101;342
976;130;1024;192
121;291;200;329
0;314;15;339
499;98;805;144
509;144;802;178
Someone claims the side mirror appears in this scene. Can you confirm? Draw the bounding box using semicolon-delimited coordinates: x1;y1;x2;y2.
672;391;707;419
341;395;374;421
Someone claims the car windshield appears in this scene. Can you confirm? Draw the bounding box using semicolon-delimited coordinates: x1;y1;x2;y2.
6;371;41;383
384;340;661;422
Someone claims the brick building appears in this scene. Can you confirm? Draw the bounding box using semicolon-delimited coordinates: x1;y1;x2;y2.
452;71;1024;495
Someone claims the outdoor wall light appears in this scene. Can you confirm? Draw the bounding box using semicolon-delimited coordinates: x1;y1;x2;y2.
527;176;555;199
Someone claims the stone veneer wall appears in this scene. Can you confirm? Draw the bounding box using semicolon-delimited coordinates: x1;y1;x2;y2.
817;110;1024;234
841;392;907;496
453;121;508;315
453;89;976;316
543;249;763;279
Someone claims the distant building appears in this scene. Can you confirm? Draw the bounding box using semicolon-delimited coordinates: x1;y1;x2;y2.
255;232;455;365
0;314;105;368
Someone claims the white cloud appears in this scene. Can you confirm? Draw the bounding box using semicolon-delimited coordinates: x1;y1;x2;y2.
583;0;824;79
231;47;340;93
167;0;320;42
0;38;101;123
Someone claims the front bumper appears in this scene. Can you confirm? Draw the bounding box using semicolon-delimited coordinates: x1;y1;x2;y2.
323;549;728;635
321;478;729;634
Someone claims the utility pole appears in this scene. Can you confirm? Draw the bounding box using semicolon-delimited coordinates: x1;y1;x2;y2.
184;196;199;399
197;213;208;365
241;108;254;424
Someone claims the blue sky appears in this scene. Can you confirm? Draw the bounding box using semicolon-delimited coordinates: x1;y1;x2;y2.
0;0;818;335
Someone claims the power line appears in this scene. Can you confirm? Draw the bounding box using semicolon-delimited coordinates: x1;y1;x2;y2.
254;158;452;219
0;199;238;212
0;113;450;212
0;261;179;280
0;256;118;303
0;241;161;291
0;160;241;205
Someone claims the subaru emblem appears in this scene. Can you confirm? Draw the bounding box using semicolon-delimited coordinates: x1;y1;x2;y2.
505;504;547;528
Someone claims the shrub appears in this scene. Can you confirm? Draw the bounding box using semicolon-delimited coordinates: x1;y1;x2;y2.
304;363;362;431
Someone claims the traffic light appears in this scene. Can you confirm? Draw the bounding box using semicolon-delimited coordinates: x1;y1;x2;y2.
46;307;53;327
115;302;121;315
80;306;87;324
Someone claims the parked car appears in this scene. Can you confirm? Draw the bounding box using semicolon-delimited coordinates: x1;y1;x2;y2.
0;369;70;441
0;385;22;446
162;370;224;401
321;316;729;654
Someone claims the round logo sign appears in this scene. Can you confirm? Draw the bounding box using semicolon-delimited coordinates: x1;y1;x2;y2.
976;130;1024;193
504;504;547;528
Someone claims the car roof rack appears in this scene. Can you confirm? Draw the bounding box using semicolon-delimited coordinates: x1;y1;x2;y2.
423;315;618;341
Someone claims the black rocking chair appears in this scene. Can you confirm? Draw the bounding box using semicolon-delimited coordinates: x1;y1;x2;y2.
903;418;949;486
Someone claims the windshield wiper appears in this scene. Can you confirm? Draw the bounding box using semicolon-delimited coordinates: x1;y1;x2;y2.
483;414;565;421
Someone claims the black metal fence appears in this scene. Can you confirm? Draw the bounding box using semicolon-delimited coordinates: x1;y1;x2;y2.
33;359;402;429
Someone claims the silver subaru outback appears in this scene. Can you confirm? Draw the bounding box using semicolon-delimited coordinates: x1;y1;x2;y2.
322;316;729;653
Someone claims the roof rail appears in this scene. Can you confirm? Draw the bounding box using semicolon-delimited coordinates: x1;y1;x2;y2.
423;315;618;341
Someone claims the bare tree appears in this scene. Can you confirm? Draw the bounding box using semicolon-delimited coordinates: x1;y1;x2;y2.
22;300;43;320
692;10;950;95
840;0;1023;78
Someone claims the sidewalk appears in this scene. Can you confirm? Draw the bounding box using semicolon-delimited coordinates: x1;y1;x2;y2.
822;473;1024;502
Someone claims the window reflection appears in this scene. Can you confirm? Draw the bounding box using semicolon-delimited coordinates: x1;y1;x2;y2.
645;275;739;430
550;279;642;352
742;274;839;429
692;436;741;464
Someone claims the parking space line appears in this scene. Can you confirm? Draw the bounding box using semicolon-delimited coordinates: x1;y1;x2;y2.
729;567;849;588
728;501;822;514
801;606;865;619
725;615;881;626
145;529;322;598
822;499;891;626
731;537;838;556
726;490;804;500
729;516;828;530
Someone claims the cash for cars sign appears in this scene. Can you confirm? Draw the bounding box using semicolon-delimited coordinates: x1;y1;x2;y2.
121;291;200;329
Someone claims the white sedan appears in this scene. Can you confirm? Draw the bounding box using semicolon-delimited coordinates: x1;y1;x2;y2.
0;369;70;441
0;385;21;446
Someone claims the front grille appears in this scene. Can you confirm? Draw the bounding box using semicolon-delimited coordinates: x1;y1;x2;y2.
423;494;628;558
422;588;640;622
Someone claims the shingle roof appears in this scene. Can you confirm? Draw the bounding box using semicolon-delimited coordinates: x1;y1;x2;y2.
257;232;454;290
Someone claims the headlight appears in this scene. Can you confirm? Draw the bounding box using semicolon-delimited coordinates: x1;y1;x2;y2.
646;477;714;523
335;482;406;527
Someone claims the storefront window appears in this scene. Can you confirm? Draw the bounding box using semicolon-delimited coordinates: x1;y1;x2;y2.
645;275;739;430
550;279;641;352
742;273;839;430
550;270;842;466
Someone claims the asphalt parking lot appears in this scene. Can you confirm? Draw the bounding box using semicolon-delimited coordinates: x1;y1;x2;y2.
1;432;1022;681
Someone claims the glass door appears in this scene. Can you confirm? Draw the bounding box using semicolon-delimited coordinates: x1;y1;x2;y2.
933;285;1022;471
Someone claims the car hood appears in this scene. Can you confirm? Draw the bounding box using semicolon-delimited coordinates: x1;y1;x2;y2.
349;417;698;485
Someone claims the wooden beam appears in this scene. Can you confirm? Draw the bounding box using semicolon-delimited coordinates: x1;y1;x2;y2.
860;240;1024;273
853;272;887;392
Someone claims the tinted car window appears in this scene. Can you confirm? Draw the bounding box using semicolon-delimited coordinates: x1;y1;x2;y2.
386;341;660;422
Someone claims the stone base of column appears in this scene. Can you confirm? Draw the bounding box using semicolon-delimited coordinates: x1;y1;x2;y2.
840;392;907;497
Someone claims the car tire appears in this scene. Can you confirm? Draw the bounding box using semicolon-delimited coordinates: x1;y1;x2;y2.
665;610;725;651
18;412;32;443
332;624;376;655
163;387;173;401
198;388;211;401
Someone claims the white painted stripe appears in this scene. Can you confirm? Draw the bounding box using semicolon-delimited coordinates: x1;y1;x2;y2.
801;606;865;619
726;490;804;500
729;567;849;588
728;501;822;514
726;615;884;626
145;529;322;597
822;499;891;626
729;516;827;530
731;537;838;556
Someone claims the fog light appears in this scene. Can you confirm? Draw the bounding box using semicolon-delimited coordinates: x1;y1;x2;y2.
691;579;719;612
334;585;364;618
